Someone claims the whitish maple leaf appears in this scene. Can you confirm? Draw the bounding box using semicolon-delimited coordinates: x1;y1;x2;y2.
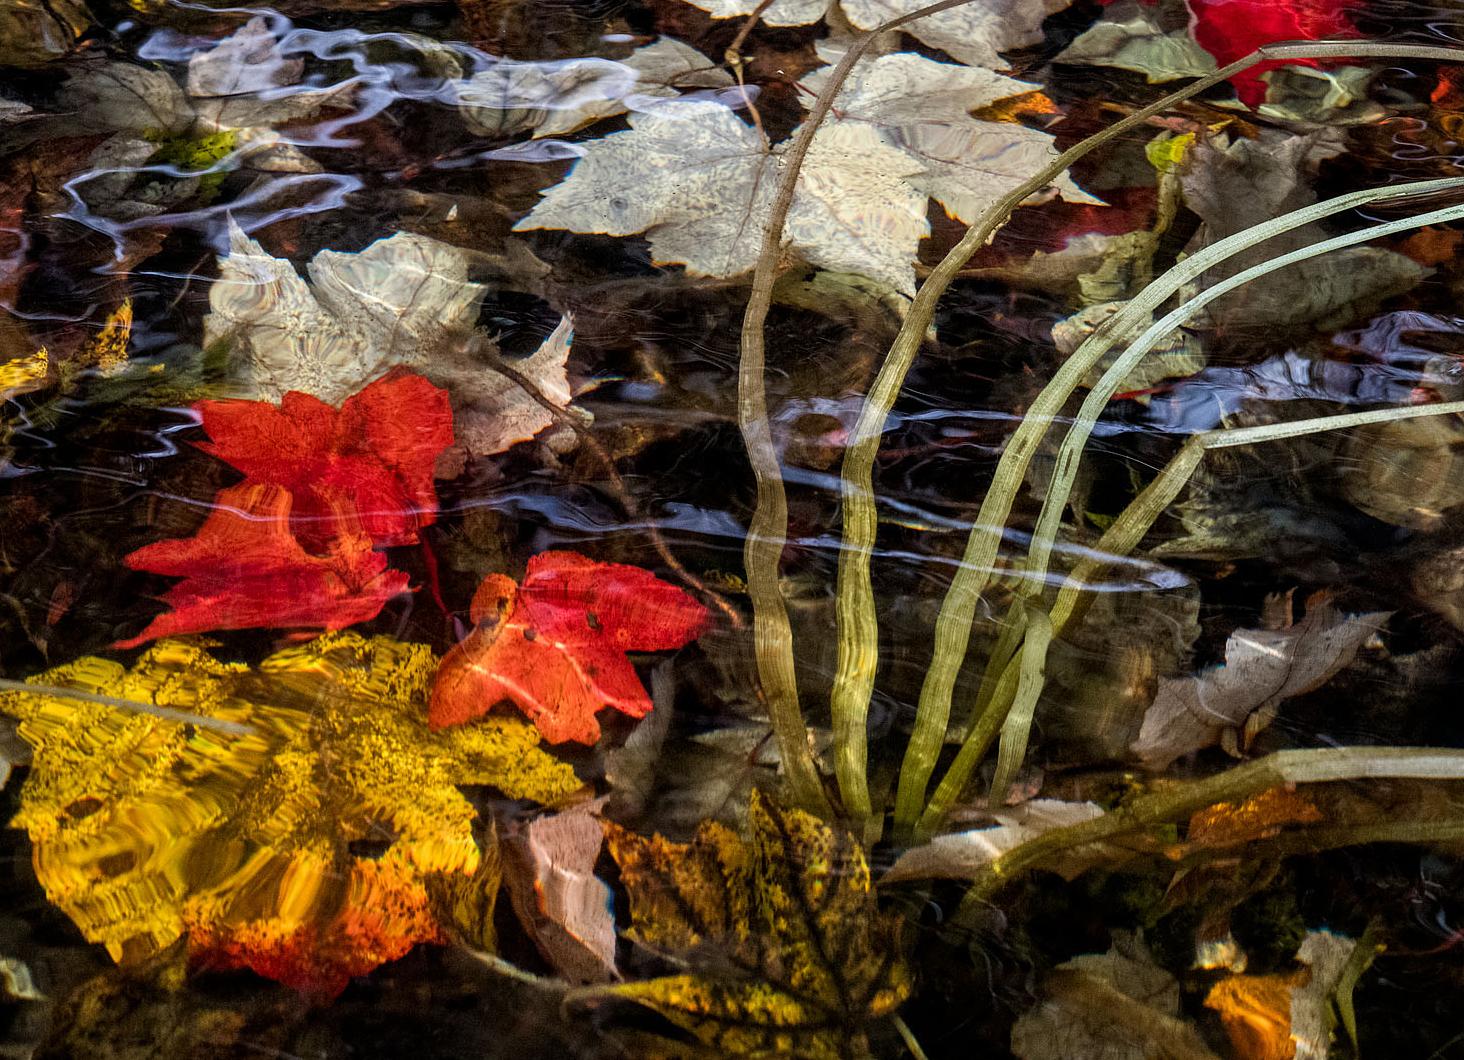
205;223;580;457
455;37;734;139
804;50;1098;225
677;0;1074;69
515;99;929;293
62;17;352;137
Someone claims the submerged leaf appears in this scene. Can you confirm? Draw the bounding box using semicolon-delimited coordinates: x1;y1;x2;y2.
604;791;911;1057
205;221;486;405
1188;0;1363;109
455;38;733;139
193;367;454;550
1011;932;1219;1060
430;551;709;744
675;0;1072;70
514;100;929;294
505;799;617;984
0;633;578;996
882;800;1110;884
116;482;411;648
802;50;1097;225
1205;931;1361;1060
1132;595;1390;769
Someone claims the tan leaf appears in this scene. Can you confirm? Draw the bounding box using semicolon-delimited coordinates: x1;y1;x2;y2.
1133;596;1390;769
882;800;1110;884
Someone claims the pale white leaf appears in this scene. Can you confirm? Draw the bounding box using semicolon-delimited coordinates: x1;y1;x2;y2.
1132;600;1391;770
840;0;1074;69
186;16;354;133
803;51;1098;226
515;99;928;294
882;800;1107;884
61;63;192;136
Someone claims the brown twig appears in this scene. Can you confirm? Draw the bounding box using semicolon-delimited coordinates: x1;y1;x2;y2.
724;0;776;141
480;345;743;631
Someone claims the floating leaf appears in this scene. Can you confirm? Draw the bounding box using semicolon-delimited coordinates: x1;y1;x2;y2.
1011;931;1219;1060
192;367;454;550
430;551;709;744
514;100;929;294
0;348;47;402
1132;594;1390;769
802;49;1097;225
0;632;580;997
604;790;911;1057
116;482;410;647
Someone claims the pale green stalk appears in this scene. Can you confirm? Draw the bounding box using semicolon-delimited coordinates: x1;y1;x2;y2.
890;174;1464;834
917;399;1464;837
956;746;1464;911
988;607;1052;802
1019;189;1464;602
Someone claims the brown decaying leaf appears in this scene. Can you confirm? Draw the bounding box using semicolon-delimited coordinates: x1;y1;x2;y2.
1132;594;1390;769
1011;931;1220;1060
504;798;617;984
602;790;911;1058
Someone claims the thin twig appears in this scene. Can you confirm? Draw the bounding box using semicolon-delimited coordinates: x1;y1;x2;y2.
0;677;253;735
480;345;742;630
725;0;776;140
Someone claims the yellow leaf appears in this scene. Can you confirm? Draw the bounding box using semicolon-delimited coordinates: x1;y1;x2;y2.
0;632;580;995
1146;132;1195;174
605;791;911;1058
0;347;47;402
76;299;132;377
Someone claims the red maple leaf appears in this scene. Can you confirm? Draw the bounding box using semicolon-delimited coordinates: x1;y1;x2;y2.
428;551;709;744
1186;0;1363;109
115;482;409;648
194;368;454;551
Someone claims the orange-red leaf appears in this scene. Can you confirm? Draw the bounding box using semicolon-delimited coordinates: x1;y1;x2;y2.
194;368;453;550
429;551;708;744
1188;0;1363;109
116;482;409;648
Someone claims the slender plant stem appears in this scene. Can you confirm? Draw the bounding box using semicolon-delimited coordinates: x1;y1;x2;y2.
916;398;1464;837
987;605;1052;804
1018;188;1464;606
737;0;1009;818
955;747;1464;913
891;172;1464;836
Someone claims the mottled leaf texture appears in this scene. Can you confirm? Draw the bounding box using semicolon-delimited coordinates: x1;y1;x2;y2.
0;633;580;997
194;367;454;550
604;791;912;1058
1132;596;1390;769
514;100;929;294
206;221;486;405
803;50;1097;226
430;551;709;744
455;37;733;139
116;482;410;648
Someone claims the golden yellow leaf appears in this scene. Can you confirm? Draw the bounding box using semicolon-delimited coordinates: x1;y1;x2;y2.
1204;971;1302;1060
75;299;132;377
0;347;48;402
0;632;581;995
1182;786;1324;852
605;791;911;1058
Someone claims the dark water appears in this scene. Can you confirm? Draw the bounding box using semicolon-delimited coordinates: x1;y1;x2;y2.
6;0;1464;1055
